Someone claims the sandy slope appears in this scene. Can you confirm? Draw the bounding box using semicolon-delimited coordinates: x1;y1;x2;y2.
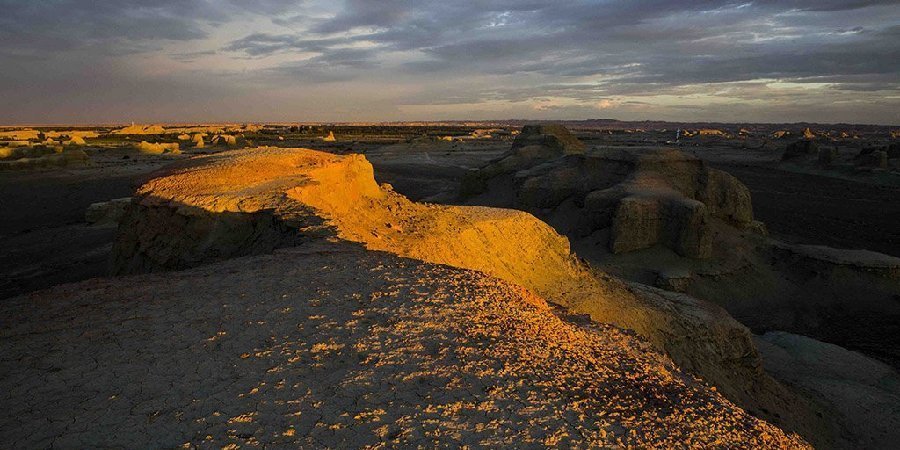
0;243;806;448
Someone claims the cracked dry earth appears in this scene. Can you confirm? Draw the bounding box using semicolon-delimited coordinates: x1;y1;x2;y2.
0;244;806;449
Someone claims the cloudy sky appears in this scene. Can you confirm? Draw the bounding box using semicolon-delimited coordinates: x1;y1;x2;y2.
1;0;898;124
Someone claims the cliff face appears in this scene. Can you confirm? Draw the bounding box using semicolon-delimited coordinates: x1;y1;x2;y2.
111;147;828;444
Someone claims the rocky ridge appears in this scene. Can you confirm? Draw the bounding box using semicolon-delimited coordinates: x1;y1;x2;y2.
110;146;829;443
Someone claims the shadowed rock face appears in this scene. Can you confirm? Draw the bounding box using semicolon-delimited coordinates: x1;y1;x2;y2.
110;147;829;444
465;141;755;259
460;124;584;196
512;124;586;155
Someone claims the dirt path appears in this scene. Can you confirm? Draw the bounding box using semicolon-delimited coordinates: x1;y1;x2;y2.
715;164;900;257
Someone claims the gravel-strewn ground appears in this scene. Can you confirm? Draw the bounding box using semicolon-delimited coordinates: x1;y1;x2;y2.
0;244;806;448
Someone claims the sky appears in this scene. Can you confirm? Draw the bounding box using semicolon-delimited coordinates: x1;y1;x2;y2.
0;0;898;125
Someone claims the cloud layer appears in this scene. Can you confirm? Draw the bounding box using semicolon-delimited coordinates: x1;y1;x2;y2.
1;0;898;124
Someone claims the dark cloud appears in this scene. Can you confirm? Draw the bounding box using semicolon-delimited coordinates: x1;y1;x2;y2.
1;0;898;123
0;0;217;56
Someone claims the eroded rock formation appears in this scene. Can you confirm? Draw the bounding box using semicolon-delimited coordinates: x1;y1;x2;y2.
463;136;756;259
135;141;180;155
460;124;584;196
112;147;827;443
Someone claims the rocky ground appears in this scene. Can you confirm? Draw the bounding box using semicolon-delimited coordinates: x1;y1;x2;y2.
0;243;807;448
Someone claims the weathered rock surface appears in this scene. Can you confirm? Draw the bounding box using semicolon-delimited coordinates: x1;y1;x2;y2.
0;245;808;448
460;124;584;196
756;331;900;449
465;143;755;259
111;147;829;443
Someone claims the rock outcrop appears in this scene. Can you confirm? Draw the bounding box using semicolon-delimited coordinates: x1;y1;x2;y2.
135;141;180;155
112;124;166;135
0;147;89;170
464;141;755;259
211;134;238;147
191;133;205;148
112;147;828;443
64;135;86;146
0;128;41;141
460;124;584;196
857;144;897;162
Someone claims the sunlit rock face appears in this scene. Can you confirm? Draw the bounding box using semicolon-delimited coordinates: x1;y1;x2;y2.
110;147;827;443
